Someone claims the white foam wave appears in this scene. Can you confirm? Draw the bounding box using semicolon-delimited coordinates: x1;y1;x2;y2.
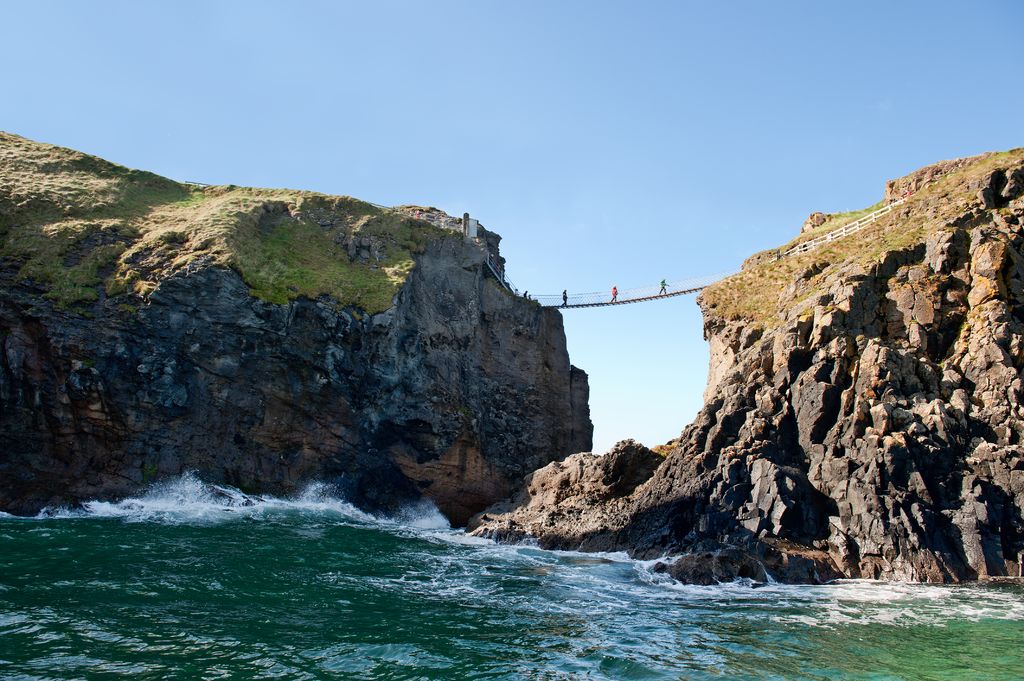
635;569;1024;626
391;532;1023;628
387;499;450;530
374;533;1024;628
15;474;465;537
32;472;374;525
7;475;1024;629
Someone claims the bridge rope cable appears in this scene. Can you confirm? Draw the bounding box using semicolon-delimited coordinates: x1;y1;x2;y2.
527;197;908;309
533;273;734;308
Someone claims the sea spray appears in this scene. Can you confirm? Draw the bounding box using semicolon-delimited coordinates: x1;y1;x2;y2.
35;472;375;525
2;482;1023;678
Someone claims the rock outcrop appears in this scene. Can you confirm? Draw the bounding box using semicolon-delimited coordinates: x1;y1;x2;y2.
884;153;993;203
801;211;829;233
472;149;1024;583
0;133;592;523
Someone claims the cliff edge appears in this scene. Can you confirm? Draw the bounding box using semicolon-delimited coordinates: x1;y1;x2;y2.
471;148;1024;583
0;132;593;523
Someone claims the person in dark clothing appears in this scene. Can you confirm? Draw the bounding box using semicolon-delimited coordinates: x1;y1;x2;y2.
562;290;568;307
523;291;529;300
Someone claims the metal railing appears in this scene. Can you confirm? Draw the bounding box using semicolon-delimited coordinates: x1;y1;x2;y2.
485;253;519;295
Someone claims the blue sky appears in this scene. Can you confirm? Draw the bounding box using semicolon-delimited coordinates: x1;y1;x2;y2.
3;1;1022;452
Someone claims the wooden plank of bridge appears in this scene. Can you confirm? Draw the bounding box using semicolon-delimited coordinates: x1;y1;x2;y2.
552;286;708;308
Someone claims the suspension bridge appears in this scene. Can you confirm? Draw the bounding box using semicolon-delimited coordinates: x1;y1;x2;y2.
484;252;730;307
480;197;906;309
531;274;730;308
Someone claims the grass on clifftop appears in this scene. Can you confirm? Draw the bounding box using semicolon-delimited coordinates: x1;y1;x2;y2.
780;200;886;247
701;148;1024;327
0;132;450;312
229;198;434;310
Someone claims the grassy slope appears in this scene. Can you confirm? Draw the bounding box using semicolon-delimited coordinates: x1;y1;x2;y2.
779;200;886;247
0;132;450;313
701;149;1024;327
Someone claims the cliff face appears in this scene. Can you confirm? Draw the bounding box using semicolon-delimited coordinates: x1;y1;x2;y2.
0;134;592;523
472;149;1024;583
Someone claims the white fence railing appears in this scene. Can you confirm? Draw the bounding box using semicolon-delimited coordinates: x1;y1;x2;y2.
531;197;908;308
781;198;905;258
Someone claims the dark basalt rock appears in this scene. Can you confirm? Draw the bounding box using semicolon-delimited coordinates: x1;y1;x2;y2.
654;545;768;585
0;236;593;524
473;154;1024;584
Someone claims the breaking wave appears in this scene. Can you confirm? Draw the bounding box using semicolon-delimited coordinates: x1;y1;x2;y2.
31;472;383;526
5;474;1023;631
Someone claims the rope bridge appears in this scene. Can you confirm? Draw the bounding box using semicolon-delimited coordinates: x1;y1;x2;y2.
520;198;907;309
486;253;728;307
531;274;732;308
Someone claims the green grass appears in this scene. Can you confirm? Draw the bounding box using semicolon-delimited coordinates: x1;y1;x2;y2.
3;218;134;306
232;215;430;313
780;199;887;250
702;147;1024;327
1;131;452;311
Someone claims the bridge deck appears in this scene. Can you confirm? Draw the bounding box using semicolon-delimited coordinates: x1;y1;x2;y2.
551;285;709;308
521;197;906;309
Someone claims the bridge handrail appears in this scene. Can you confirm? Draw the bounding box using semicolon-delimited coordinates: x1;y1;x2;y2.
533;273;733;308
526;196;909;309
485;253;519;295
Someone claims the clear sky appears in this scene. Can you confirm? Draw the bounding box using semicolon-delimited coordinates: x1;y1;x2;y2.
3;1;1021;452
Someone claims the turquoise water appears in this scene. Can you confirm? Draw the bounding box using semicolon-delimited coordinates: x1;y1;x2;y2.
1;475;1022;680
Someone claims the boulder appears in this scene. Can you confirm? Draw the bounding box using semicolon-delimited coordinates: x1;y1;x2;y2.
654;545;768;585
802;211;829;233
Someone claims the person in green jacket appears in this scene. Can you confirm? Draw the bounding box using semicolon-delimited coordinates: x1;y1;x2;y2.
659;279;668;295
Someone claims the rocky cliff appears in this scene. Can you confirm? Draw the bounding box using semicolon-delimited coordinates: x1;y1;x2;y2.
472;149;1024;583
0;133;592;523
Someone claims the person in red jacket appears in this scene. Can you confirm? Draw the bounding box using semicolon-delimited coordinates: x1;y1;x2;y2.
611;286;618;303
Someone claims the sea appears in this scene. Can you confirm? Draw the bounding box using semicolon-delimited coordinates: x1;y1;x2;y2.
1;473;1022;680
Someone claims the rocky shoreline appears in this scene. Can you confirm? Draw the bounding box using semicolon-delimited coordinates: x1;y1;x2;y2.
471;151;1024;584
5;133;1024;586
0;133;592;523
